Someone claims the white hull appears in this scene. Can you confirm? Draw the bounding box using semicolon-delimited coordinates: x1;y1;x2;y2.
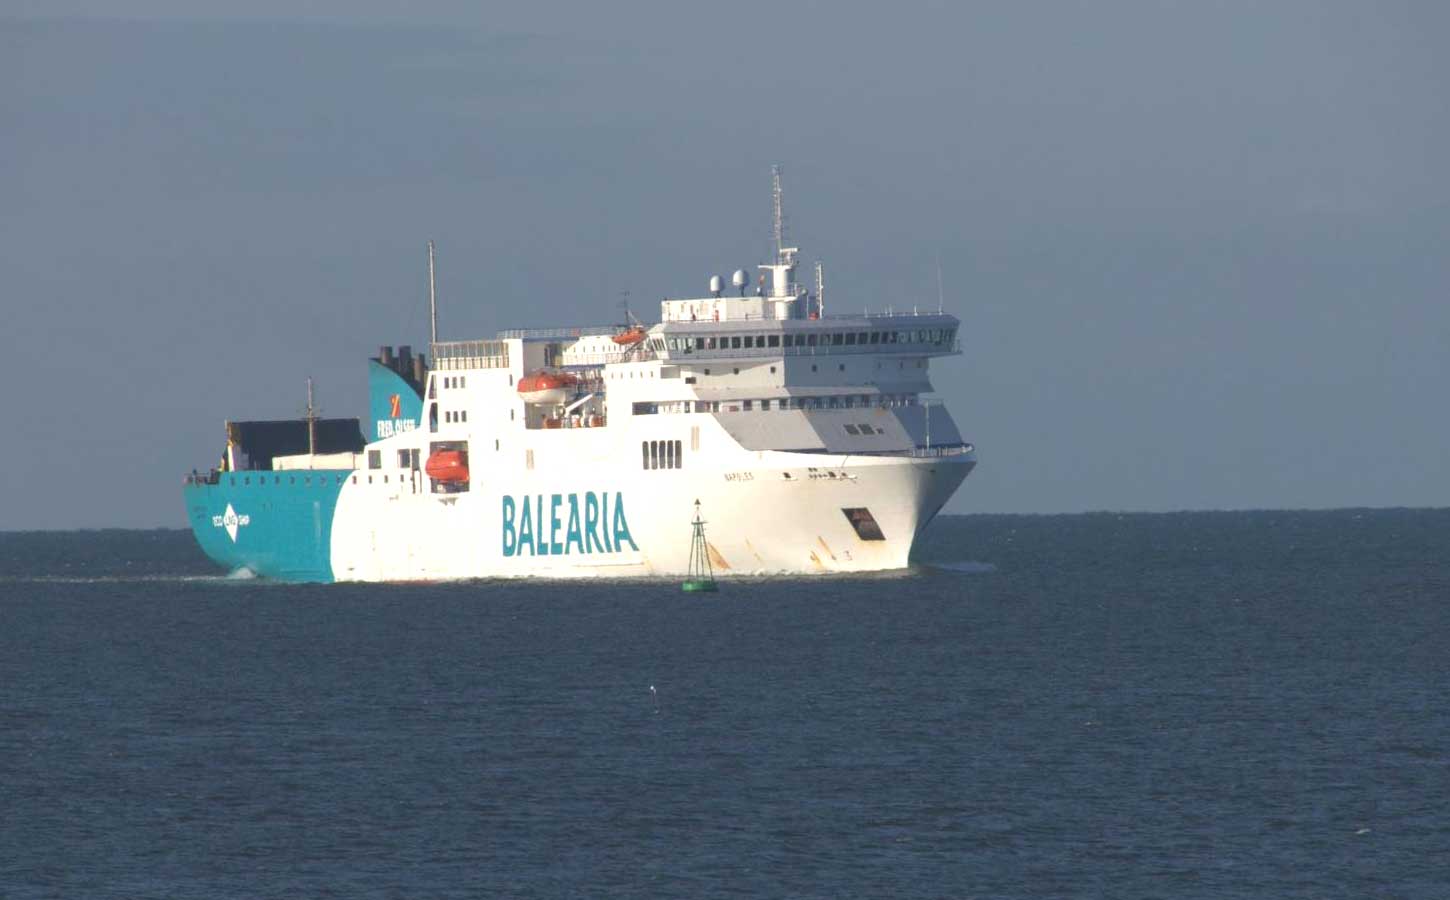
330;448;973;581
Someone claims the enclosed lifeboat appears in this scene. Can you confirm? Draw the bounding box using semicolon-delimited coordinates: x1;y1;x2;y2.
517;370;579;405
611;326;647;346
424;449;469;483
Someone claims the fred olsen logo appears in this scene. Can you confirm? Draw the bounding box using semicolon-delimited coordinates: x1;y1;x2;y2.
376;417;416;439
211;503;251;543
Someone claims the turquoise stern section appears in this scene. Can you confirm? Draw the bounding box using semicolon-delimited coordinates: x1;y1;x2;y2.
184;471;350;582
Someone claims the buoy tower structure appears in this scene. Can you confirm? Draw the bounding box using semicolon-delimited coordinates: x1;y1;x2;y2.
682;499;718;592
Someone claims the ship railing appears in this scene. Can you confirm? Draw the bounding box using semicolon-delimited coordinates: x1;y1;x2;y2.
496;325;622;340
563;348;659;367
431;339;510;370
661;339;960;360
905;442;974;458
660;307;957;323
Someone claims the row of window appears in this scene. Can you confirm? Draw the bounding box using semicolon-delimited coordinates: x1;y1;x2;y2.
667;328;956;352
634;394;920;415
365;449;423;470
681;358;924;382
229;474;342;486
445;409;468;423
429;375;469;398
642;439;684;470
351;473;408;485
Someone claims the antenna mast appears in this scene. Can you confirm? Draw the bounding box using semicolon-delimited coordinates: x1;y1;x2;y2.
814;260;825;318
771;164;785;261
305;377;317;456
936;251;944;314
427;240;438;346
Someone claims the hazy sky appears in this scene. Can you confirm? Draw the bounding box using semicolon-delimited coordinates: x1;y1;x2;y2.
3;1;1447;529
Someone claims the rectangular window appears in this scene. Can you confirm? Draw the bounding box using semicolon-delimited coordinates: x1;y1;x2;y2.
807;334;817;346
870;332;880;344
674;439;682;468
843;508;886;541
832;333;844;346
743;400;753;411
844;424;860;435
368;450;381;469
731;336;742;349
767;335;780;347
642;442;649;469
845;333;857;345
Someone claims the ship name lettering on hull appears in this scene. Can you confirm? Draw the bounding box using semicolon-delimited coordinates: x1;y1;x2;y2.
501;492;639;557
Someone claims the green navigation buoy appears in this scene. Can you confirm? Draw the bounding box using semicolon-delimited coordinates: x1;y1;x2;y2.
682;498;718;593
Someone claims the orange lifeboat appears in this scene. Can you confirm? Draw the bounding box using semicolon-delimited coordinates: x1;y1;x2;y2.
611;326;647;346
517;370;579;405
425;450;469;483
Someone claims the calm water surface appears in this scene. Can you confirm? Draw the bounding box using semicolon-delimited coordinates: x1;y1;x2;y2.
2;510;1447;898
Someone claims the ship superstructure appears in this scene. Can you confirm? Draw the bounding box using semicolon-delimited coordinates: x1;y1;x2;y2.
183;171;976;581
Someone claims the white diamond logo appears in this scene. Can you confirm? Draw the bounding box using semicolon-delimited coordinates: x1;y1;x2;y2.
211;503;251;543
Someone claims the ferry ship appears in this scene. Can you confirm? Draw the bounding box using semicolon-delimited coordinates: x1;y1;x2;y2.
182;170;977;581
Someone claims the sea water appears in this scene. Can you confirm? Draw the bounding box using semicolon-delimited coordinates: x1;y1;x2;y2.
2;510;1447;898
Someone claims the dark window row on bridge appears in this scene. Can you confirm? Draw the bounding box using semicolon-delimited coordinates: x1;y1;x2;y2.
666;328;957;353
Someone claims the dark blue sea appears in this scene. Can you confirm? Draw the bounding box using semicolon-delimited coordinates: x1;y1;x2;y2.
2;509;1447;899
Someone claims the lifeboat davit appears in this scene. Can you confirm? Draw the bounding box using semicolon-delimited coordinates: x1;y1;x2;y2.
517;370;579;405
611;327;647;346
425;450;469;483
